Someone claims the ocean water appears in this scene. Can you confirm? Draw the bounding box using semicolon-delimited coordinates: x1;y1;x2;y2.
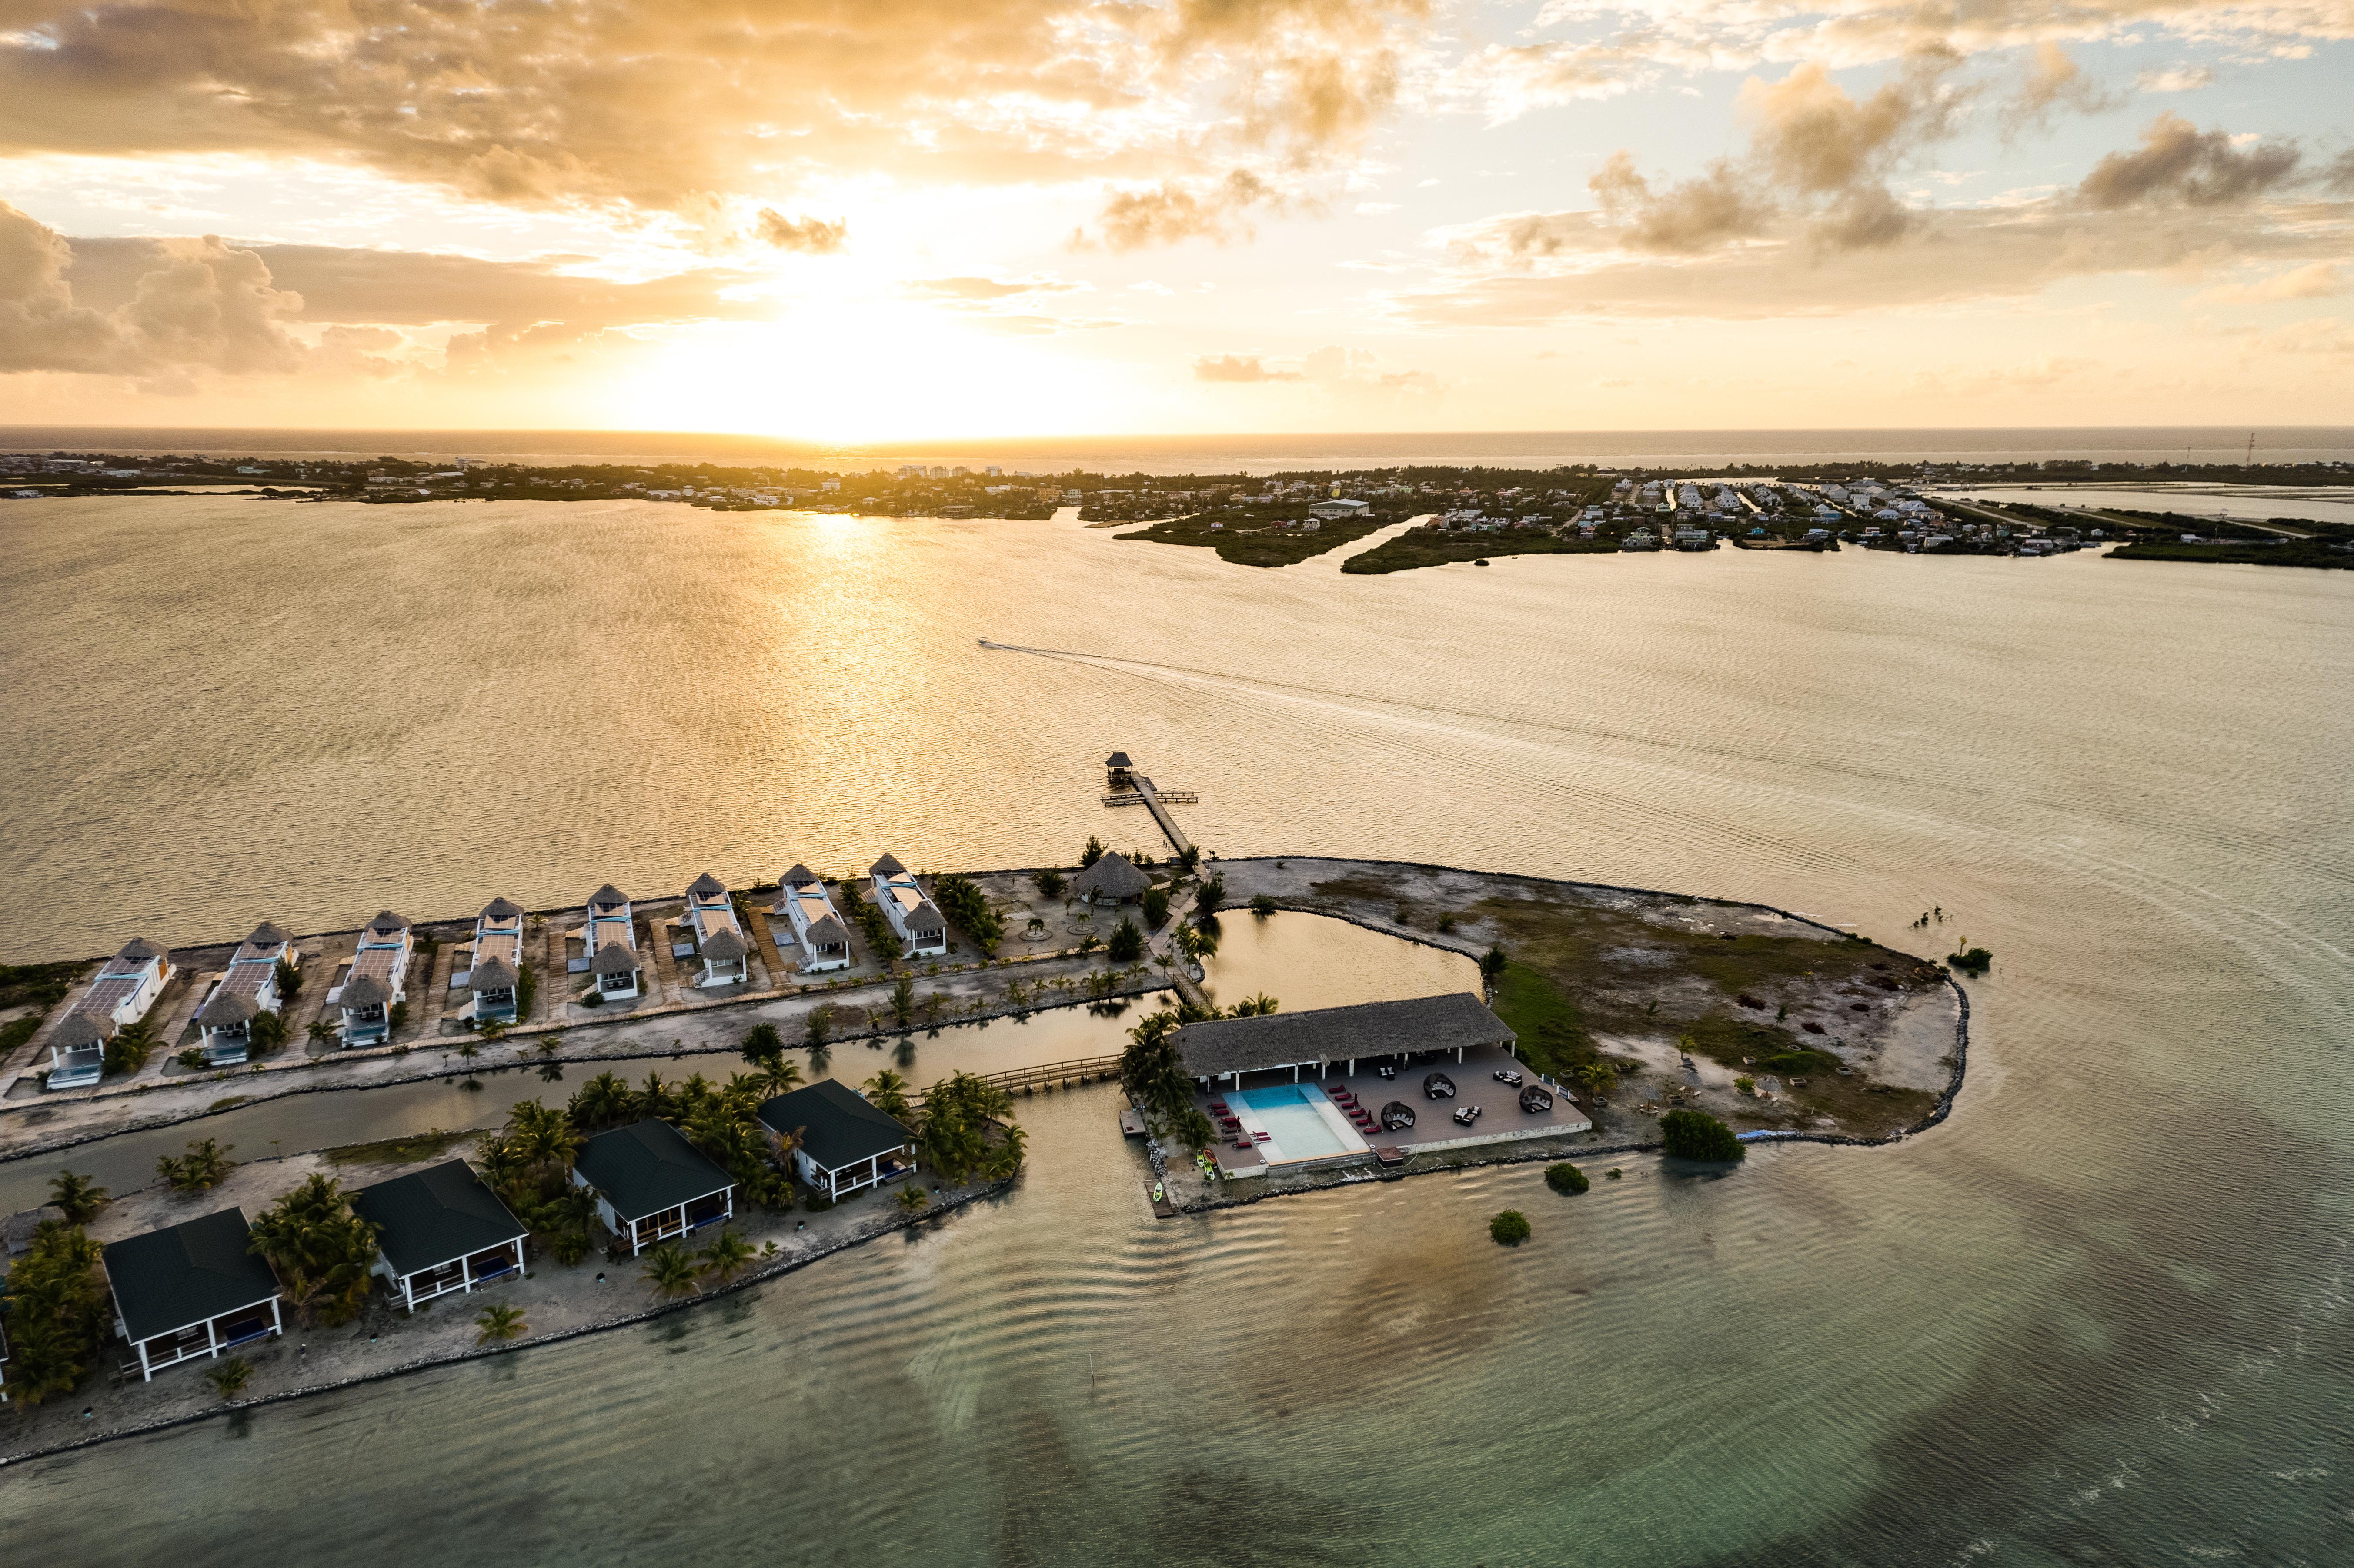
6;424;2353;474
1;497;2350;1565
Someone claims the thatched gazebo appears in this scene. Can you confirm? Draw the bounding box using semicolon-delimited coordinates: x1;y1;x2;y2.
1105;751;1135;790
1069;851;1151;906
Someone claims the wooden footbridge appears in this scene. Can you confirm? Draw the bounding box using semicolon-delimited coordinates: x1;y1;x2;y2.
910;1054;1124;1108
1100;752;1195;855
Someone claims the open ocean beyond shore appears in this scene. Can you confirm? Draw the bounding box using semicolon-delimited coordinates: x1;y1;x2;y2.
1;492;2350;1565
5;423;2354;474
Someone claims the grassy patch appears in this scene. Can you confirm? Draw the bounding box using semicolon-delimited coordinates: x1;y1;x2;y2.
1489;961;1594;1078
206;1096;253;1113
0;959;82;1011
1342;531;1619;575
2108;540;2352;569
1116;509;1397;567
324;1129;471;1167
0;1013;40;1058
1683;1012;1808;1068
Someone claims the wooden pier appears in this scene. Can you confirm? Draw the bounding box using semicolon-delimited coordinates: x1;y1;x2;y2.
909;1053;1123;1108
1100;751;1195;856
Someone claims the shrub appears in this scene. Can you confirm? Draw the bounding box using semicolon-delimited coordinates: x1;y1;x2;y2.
1545;1163;1589;1195
578;989;604;1007
1734;1075;1756;1096
247;1009;289;1058
389;1001;410;1031
0;1220;109;1404
1079;835;1104;869
1759;1050;1838;1077
1659;1109;1744;1162
1436;914;1457;933
1489;1209;1532;1246
1033;869;1066;899
157;1137;236;1194
1480;946;1508;985
1142;887;1170;929
1249;894;1276;919
935;874;1004;953
177;1047;205;1070
1948;946;1993;976
102;1018;158;1077
741;1021;783;1064
1106;918;1145;964
205;1357;253;1401
515;961;538;1020
274;957;302;998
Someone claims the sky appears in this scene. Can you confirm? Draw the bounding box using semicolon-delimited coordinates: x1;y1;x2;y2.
0;0;2349;439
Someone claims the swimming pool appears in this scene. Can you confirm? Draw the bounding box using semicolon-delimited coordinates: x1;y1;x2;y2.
1231;1084;1364;1164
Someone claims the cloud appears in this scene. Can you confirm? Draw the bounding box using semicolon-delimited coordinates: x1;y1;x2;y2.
1194;353;1302;381
1588;154;1773;254
1578;52;1967;256
0;201;304;374
2137;65;2217;93
2196;261;2347;303
2078;112;2304;207
1401;194;2354;324
2006;43;2119;131
754;211;848;254
1087;170;1283;250
905;276;1079;300
64;238;761;332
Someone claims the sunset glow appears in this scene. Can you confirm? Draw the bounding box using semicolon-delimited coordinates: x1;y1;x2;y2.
3;2;2350;434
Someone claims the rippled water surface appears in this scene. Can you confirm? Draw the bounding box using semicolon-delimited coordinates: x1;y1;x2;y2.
3;497;2351;1565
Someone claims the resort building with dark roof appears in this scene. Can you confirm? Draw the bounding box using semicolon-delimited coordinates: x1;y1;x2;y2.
577;884;641;1000
681;873;749;988
103;1208;283;1381
195;921;296;1066
351;1161;530;1311
1176;992;1516;1084
870;854;948;958
336;911;414;1046
461;897;527;1025
772;864;851;973
758;1080;918;1201
1176;994;1591;1177
1069;851;1152;907
45;936;174;1088
571;1119;735;1255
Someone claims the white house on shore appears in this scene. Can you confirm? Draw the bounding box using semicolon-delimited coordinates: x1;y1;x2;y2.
103;1208;283;1381
868;853;948;958
772;864;851;972
350;1160;530;1312
581;884;641;1001
196;921;295;1066
1309;497;1370;521
758;1080;918;1201
572;1119;735;1255
337;911;414;1046
45;937;174;1089
681;873;749;987
461;897;526;1025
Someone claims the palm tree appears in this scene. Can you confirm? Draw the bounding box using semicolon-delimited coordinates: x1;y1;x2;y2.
46;1169;108;1224
637;1071;678;1121
891;975;916;1028
247;1010;289;1057
247;1173;380;1326
641;1244;701;1298
570;1070;632;1131
1229;992;1280;1018
895;1184;930;1214
478;1019;513;1048
307;1018;335;1047
862;1069;911;1120
205;1357;253;1401
475;1303;528;1344
757;1054;803;1098
1576;1061;1617;1099
741;1021;783;1065
697;1228;757;1284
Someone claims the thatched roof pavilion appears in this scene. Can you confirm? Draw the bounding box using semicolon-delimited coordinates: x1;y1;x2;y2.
1069;851;1151;905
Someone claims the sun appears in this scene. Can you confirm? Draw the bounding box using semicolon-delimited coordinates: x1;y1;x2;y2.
606;297;1138;442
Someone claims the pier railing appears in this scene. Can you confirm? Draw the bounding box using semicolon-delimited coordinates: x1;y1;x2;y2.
911;1054;1124;1107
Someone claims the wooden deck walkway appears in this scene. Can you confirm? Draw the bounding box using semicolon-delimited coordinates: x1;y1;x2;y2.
1130;775;1192;856
911;1053;1123;1107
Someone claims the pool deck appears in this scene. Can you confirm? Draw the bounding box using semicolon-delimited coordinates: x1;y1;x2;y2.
1197;1043;1589;1177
